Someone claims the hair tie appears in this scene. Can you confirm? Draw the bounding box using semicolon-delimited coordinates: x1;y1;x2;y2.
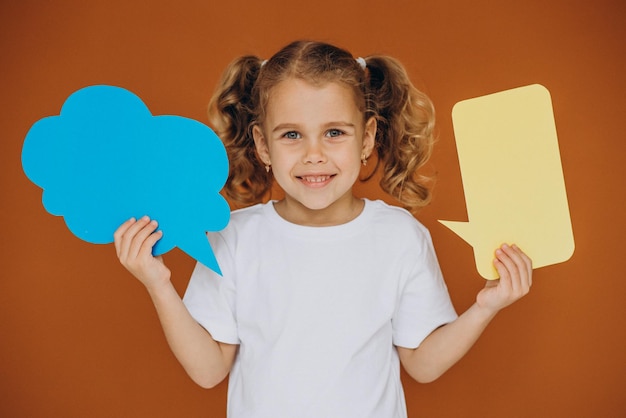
356;57;367;69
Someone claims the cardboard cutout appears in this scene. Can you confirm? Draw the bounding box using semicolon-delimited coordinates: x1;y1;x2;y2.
21;85;230;275
440;84;575;279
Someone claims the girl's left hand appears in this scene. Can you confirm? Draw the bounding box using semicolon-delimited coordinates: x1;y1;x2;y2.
476;244;533;314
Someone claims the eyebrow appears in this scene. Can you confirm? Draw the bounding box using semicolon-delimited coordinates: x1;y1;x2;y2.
271;121;356;133
271;124;298;133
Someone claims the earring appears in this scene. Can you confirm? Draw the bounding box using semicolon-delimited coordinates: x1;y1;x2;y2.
265;164;271;173
361;155;368;166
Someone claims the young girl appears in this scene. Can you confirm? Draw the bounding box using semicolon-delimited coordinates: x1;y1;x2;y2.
114;40;532;417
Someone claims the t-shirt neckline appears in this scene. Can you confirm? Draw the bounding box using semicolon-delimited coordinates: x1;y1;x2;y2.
262;198;375;239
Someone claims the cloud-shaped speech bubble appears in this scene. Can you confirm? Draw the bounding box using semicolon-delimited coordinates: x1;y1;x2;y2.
22;85;230;275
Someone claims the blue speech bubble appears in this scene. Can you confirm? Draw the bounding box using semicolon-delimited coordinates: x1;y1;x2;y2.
22;85;230;275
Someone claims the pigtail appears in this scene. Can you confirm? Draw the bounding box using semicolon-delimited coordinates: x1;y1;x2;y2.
208;55;271;207
364;56;436;213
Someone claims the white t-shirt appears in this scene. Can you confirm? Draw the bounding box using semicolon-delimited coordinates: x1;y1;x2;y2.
183;199;458;418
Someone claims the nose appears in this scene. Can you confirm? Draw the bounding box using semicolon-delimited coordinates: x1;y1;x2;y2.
303;138;327;164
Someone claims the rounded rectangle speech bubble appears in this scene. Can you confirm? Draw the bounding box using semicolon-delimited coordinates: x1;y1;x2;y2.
439;84;575;279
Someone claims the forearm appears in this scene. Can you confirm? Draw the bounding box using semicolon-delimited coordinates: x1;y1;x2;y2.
146;281;235;388
114;218;236;387
400;244;533;383
399;303;497;383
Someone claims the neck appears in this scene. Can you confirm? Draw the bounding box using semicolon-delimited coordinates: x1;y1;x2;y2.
273;195;364;227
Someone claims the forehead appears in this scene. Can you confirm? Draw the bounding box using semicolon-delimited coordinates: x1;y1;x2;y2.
264;78;362;124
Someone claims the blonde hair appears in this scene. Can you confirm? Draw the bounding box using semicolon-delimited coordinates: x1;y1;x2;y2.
208;40;436;213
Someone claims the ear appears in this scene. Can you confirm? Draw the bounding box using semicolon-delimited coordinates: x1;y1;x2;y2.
361;116;377;157
252;125;271;165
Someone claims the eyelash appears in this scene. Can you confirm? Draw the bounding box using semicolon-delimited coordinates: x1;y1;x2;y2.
282;131;301;140
326;129;345;138
281;129;346;140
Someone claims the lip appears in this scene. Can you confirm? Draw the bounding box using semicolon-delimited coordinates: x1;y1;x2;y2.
295;173;336;188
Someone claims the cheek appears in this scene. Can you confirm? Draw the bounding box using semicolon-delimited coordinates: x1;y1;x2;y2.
267;149;298;179
337;148;364;175
345;148;362;163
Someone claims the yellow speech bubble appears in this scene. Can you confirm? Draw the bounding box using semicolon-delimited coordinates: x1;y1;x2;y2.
439;84;575;279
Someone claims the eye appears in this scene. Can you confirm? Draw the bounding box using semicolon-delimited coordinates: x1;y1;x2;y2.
283;131;301;140
326;129;344;138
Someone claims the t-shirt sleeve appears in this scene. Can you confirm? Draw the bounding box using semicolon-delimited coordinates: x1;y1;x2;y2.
182;232;240;345
392;230;458;349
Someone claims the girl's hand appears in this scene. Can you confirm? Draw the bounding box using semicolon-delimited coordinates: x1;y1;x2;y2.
476;244;532;315
114;216;171;290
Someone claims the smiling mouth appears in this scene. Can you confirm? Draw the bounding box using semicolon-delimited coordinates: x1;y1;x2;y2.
296;174;336;185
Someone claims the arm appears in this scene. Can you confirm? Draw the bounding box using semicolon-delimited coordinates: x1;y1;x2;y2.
114;216;237;388
398;244;532;383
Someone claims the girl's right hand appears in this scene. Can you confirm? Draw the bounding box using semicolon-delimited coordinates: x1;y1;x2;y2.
114;216;171;290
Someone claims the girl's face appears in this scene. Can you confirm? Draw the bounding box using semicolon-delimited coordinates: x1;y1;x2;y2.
253;78;376;226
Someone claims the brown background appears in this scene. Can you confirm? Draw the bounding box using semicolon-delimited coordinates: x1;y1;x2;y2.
2;0;625;417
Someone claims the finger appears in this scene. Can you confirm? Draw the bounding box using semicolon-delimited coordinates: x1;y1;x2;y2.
495;244;521;294
493;252;512;290
141;228;163;256
113;217;136;257
500;244;531;296
118;216;151;261
505;244;530;287
127;218;159;260
512;244;533;287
